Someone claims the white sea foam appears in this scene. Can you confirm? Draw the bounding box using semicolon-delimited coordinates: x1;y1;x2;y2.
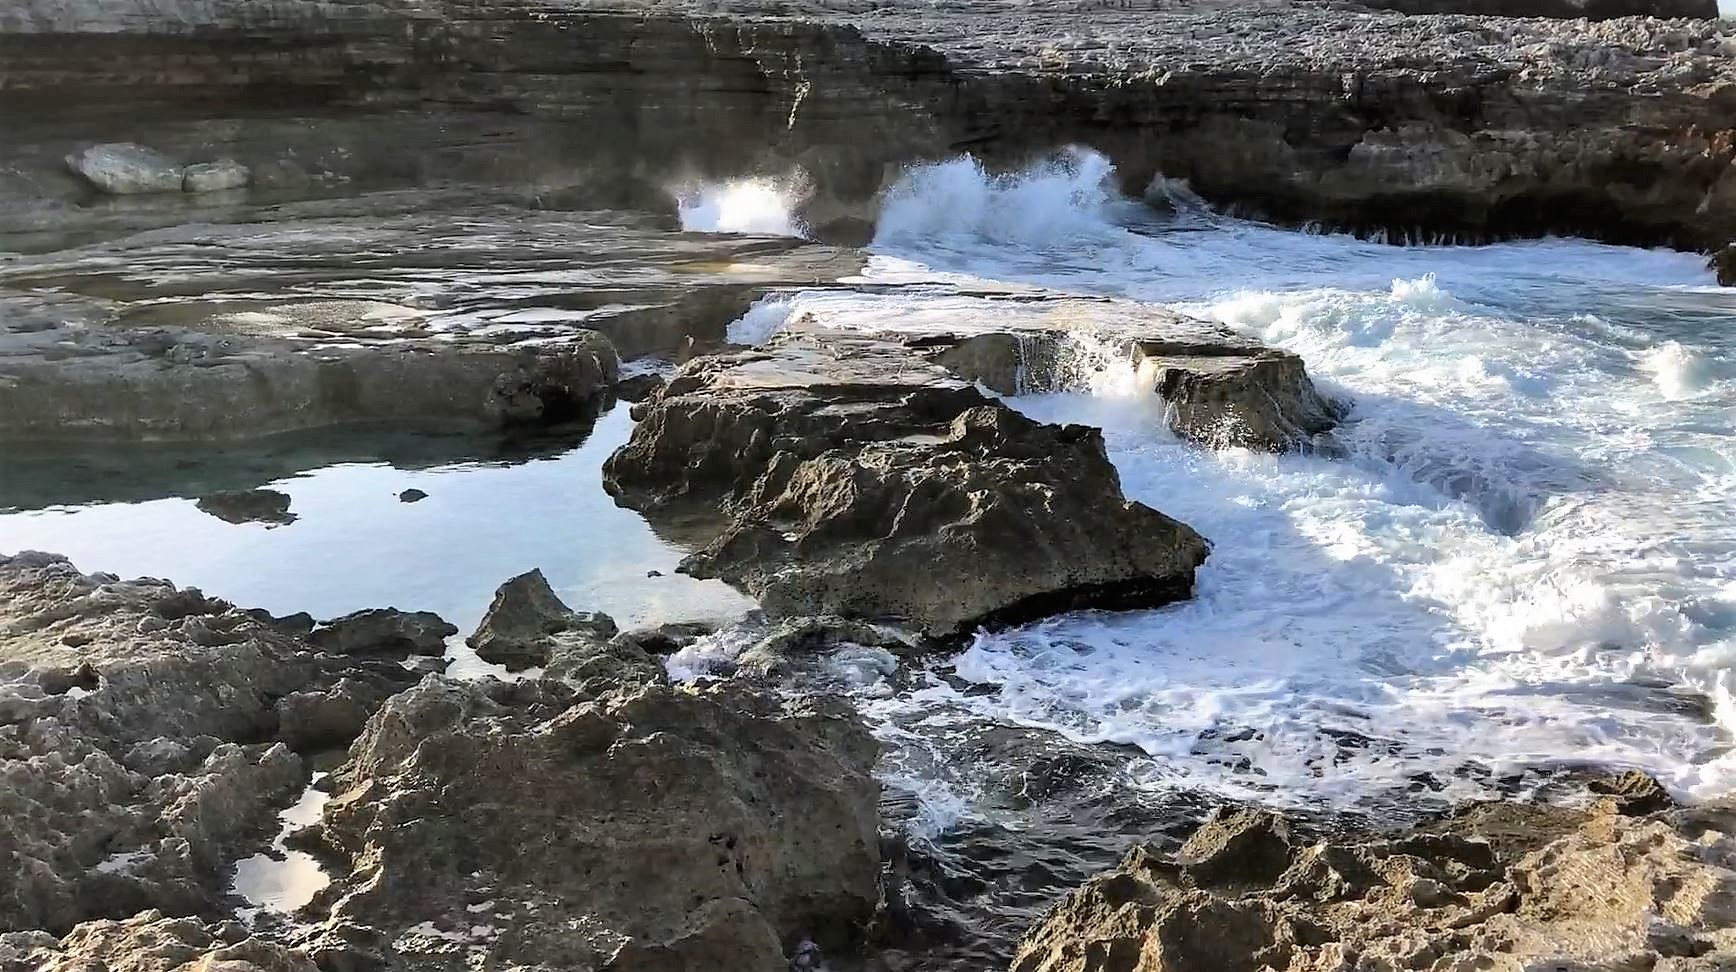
748;148;1736;814
1642;340;1715;400
674;175;810;237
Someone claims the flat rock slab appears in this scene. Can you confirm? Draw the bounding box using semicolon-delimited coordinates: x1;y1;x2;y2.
605;329;1209;636
0;198;868;443
779;293;1343;451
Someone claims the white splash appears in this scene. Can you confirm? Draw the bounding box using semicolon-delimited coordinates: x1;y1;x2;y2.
1641;341;1714;400
674;176;810;237
844;148;1736;811
874;147;1120;249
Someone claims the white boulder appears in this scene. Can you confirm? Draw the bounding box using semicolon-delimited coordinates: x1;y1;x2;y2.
64;142;184;194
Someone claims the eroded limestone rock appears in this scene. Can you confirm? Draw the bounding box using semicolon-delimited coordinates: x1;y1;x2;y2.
182;159;250;193
303;667;881;970
0;300;621;443
467;569;621;672
857;298;1342;452
605;331;1208;635
1011;790;1736;972
0;553;429;933
0;910;316;972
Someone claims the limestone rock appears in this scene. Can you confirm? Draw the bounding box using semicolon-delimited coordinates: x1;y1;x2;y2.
467;569;622;672
0;910;316;972
309;608;456;657
195;489;295;526
1711;245;1736;288
871;298;1343;452
605;331;1208;635
308;674;881;971
182;159;250;193
0;305;621;443
1011;783;1736;972
63;143;183;195
616;373;667;403
0;553;420;932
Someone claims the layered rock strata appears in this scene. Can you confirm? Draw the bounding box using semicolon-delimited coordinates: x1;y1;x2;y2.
4;1;1735;253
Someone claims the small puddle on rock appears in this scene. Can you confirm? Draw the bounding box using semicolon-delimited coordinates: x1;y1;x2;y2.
231;772;333;921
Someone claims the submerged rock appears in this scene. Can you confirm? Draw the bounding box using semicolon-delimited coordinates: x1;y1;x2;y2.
306;667;881;970
1011;783;1736;972
606;331;1208;636
63;143;183;195
195;488;296;526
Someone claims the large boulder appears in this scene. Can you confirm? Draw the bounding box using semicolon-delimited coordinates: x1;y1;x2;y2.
605;331;1208;636
63;143;183;195
304;666;882;971
1011;785;1736;972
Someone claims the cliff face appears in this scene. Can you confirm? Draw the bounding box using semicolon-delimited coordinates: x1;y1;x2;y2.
4;0;1735;251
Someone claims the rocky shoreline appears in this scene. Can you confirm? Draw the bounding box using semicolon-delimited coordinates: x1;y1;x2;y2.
4;552;1734;971
4;0;1734;966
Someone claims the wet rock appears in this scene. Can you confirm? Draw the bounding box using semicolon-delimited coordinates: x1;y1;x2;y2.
733;615;921;676
63;143;183;195
309;672;881;970
1132;340;1342;452
880;299;1341;452
467;569;620;672
1711;245;1736;288
1011;781;1736;972
0;552;420;932
195;488;295;526
613;620;715;656
607;331;1208;635
1588;769;1674;816
397;488;427;503
182;159;250;193
309;608;456;657
616;372;667;403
